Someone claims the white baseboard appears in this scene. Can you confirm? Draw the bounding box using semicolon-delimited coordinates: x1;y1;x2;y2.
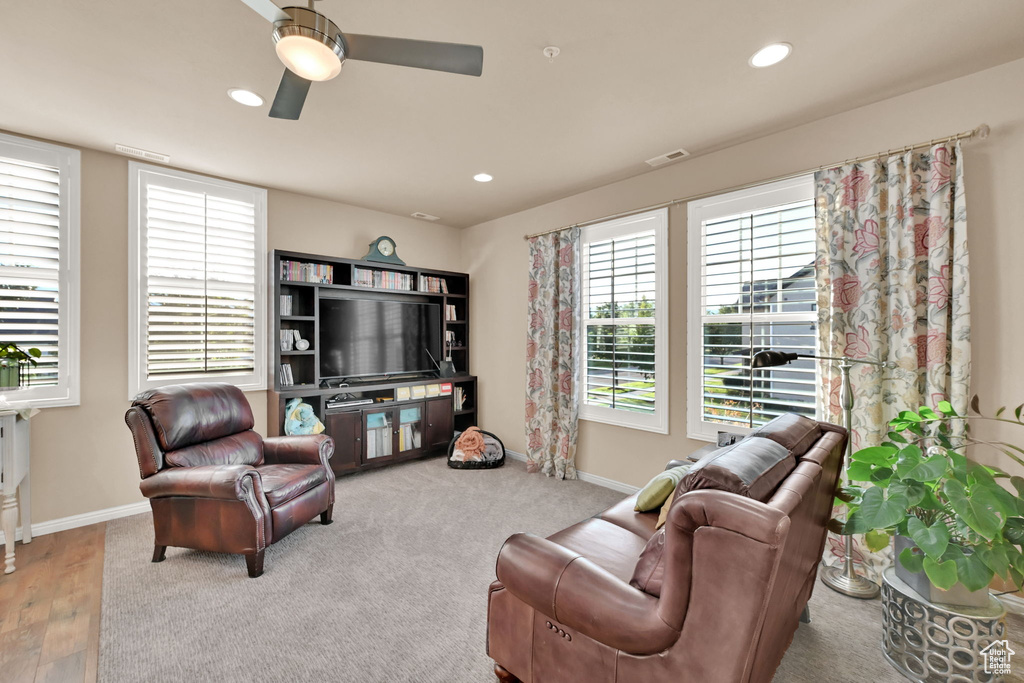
505;450;639;495
0;500;149;547
999;593;1024;615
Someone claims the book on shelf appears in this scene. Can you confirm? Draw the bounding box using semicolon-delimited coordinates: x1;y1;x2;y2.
280;363;294;386
280;260;333;284
396;386;411;401
440;382;453;395
426;384;440;397
280;295;293;316
411;385;426;399
418;274;449;294
453;386;468;411
354;267;414;291
444;304;458;321
280;329;295;351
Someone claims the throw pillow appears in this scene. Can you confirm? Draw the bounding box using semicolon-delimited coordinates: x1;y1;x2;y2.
655;487;676;530
634;464;691;512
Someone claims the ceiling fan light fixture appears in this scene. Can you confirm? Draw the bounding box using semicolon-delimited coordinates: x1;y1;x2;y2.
473;173;493;183
272;6;345;82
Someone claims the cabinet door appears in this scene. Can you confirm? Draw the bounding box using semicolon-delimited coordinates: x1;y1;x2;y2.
363;408;396;464
395;402;425;460
324;411;362;475
425;397;454;450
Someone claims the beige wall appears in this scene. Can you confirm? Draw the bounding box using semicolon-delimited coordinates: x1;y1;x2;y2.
17;55;1024;527
19;142;461;526
463;57;1024;489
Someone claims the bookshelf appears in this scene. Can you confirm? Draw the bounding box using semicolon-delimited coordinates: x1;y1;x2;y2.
268;249;476;475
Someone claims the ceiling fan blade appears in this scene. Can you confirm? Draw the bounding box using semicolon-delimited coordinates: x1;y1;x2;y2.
343;34;483;77
269;69;311;120
238;0;290;24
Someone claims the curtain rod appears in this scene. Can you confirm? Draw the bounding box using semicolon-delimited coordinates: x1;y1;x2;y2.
522;123;990;241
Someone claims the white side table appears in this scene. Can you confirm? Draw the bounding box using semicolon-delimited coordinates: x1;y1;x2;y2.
0;409;31;574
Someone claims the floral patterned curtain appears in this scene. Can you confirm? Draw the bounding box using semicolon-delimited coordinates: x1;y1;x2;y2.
815;141;970;582
524;227;580;480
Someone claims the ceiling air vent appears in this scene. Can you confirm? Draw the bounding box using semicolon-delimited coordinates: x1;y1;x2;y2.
115;144;171;164
645;148;690;168
411;212;441;221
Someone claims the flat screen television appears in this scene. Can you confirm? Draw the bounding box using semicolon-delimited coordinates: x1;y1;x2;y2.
319;297;441;380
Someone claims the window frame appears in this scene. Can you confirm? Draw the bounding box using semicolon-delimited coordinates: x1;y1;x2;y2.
0;132;81;408
128;162;267;398
686;175;817;442
579;208;669;434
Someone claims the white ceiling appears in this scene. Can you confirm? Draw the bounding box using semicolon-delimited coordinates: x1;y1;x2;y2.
2;1;1023;227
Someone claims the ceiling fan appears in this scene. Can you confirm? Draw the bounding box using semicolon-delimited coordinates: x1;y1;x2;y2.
239;0;484;120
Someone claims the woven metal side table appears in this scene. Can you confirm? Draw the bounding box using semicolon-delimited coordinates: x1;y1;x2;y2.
882;568;1008;682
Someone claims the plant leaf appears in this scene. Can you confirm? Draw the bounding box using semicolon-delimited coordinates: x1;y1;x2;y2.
918;406;939;420
947;546;994;593
870;466;894;485
846;461;874;482
865;529;892;553
923;555;958;590
902;453;948;483
858;487;906;530
937;400;955;416
894;445;923;479
852;446;897;466
887;431;908;444
908;516;950;560
1017;404;1024;422
970;395;980;414
977;544;1010;577
899;546;925;573
898;410;923;423
1004;518;1024;545
842;510;866;535
944;479;1003;541
888;479;926;507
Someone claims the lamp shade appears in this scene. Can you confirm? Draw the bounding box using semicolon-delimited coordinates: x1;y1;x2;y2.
751;350;800;368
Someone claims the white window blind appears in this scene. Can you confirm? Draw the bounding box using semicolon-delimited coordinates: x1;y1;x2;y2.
0;133;79;407
130;164;266;395
580;208;668;433
687;176;816;441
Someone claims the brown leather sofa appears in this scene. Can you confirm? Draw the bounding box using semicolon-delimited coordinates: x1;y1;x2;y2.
487;415;847;682
125;383;335;578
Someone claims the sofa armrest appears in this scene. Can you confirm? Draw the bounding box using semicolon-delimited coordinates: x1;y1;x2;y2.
139;464;261;501
262;434;334;467
667;489;788;541
495;533;680;655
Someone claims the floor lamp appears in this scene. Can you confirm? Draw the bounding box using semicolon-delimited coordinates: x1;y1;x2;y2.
751;349;895;599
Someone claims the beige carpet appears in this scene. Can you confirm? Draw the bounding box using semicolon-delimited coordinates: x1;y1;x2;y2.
100;457;1019;682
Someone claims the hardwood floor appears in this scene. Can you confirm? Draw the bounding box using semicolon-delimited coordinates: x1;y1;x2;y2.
0;523;105;683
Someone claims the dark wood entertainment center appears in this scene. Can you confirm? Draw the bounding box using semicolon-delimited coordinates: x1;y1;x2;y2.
268;249;477;476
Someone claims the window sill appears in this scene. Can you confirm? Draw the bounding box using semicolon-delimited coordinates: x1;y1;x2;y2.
580;406;668;435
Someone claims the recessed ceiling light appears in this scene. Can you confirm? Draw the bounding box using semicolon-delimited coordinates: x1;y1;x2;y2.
227;88;265;107
749;43;792;68
473;173;493;183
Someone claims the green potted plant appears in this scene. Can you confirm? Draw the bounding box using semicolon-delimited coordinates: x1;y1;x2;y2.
838;398;1024;607
0;343;41;390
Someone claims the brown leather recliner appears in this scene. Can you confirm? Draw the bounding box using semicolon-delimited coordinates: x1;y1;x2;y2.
125;383;335;578
487;415;848;682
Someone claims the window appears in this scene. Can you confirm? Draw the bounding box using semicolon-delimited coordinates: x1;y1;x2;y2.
580;208;668;433
687;176;817;441
129;163;266;396
0;133;80;407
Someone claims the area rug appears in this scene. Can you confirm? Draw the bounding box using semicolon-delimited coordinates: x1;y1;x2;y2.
99;457;1019;682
